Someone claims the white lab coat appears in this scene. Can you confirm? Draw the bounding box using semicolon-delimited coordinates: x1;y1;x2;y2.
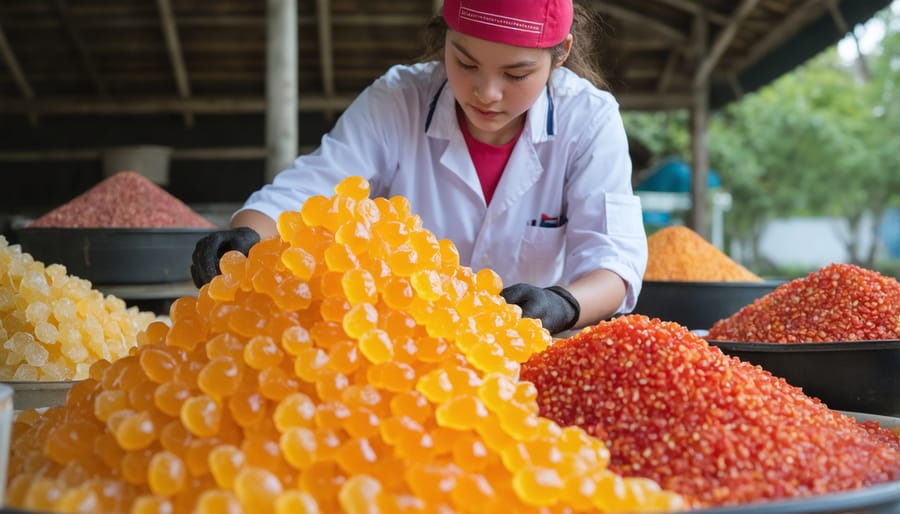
241;62;647;312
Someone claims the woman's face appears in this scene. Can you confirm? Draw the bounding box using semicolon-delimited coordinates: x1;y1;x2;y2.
444;30;561;145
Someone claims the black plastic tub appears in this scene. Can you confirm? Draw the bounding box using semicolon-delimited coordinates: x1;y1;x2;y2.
633;280;782;330
707;339;900;416
15;227;215;285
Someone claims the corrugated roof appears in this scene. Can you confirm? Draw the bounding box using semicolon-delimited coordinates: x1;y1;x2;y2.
0;0;891;117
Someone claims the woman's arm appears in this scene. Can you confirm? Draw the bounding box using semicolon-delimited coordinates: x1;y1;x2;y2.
565;268;627;328
559;89;646;316
230;209;278;239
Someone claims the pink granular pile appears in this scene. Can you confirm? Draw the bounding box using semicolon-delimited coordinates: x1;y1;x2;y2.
29;171;216;229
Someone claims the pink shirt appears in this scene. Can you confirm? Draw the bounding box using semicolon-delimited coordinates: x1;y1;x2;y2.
458;106;522;205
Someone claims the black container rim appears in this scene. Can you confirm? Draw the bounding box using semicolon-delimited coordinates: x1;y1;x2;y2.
642;280;786;288
16;227;216;235
708;339;900;353
2;380;80;388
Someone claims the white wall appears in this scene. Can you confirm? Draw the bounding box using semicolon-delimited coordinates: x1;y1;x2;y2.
756;215;879;268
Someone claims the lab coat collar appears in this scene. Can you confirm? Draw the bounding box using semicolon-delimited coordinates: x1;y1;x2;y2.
424;74;556;144
488;130;545;218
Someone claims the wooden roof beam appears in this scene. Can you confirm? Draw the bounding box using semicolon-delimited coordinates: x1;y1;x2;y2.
316;0;336;120
50;0;108;97
649;0;730;25
0;91;693;114
0;21;37;125
7;14;430;30
621;92;691;111
0;24;33;100
609;39;674;51
592;2;687;43
728;72;745;100
828;0;870;80
0;146;268;162
733;0;828;73
301;14;427;26
156;0;193;126
0;96;348;115
657;47;680;93
694;0;760;88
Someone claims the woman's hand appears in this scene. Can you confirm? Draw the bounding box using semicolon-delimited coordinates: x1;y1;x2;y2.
500;283;580;334
190;227;260;287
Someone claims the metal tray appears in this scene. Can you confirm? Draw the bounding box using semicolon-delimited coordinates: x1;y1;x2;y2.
4;381;76;411
0;411;897;513
695;411;900;513
707;339;900;416
695;480;900;514
0;480;898;514
15;227;214;284
633;280;782;331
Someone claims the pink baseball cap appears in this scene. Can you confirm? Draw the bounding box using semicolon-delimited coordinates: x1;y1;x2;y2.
442;0;573;48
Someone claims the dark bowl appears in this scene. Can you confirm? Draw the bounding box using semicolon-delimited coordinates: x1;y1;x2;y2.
707;339;900;416
633;280;782;330
15;227;215;285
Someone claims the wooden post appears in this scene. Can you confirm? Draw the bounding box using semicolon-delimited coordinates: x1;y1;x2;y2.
316;0;335;122
689;13;710;239
689;86;710;239
265;0;298;183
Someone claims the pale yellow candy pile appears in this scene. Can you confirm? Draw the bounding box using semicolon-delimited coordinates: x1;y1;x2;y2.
0;237;156;380
6;178;685;513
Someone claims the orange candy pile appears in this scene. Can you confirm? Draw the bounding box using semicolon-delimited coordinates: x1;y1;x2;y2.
7;177;685;513
644;226;761;282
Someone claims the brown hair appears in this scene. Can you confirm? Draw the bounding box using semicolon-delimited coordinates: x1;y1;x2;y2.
420;2;607;89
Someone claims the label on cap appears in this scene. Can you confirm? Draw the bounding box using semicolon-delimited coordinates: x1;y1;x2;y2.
459;6;543;34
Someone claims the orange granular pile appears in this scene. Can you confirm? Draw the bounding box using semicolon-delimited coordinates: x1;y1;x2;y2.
644;226;761;282
521;315;900;507
708;263;900;342
6;177;685;514
29;171;216;229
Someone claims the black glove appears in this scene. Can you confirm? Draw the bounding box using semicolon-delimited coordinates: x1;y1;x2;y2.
500;283;580;334
190;227;260;287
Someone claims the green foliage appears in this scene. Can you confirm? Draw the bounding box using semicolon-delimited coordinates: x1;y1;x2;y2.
621;111;690;158
874;259;900;281
752;263;818;282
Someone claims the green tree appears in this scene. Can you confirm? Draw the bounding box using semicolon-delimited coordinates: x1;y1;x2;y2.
711;49;869;267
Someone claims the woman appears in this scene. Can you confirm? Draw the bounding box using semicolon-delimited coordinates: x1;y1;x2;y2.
192;0;647;335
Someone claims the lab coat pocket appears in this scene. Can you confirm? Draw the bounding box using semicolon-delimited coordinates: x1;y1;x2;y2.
517;225;566;285
604;193;644;237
